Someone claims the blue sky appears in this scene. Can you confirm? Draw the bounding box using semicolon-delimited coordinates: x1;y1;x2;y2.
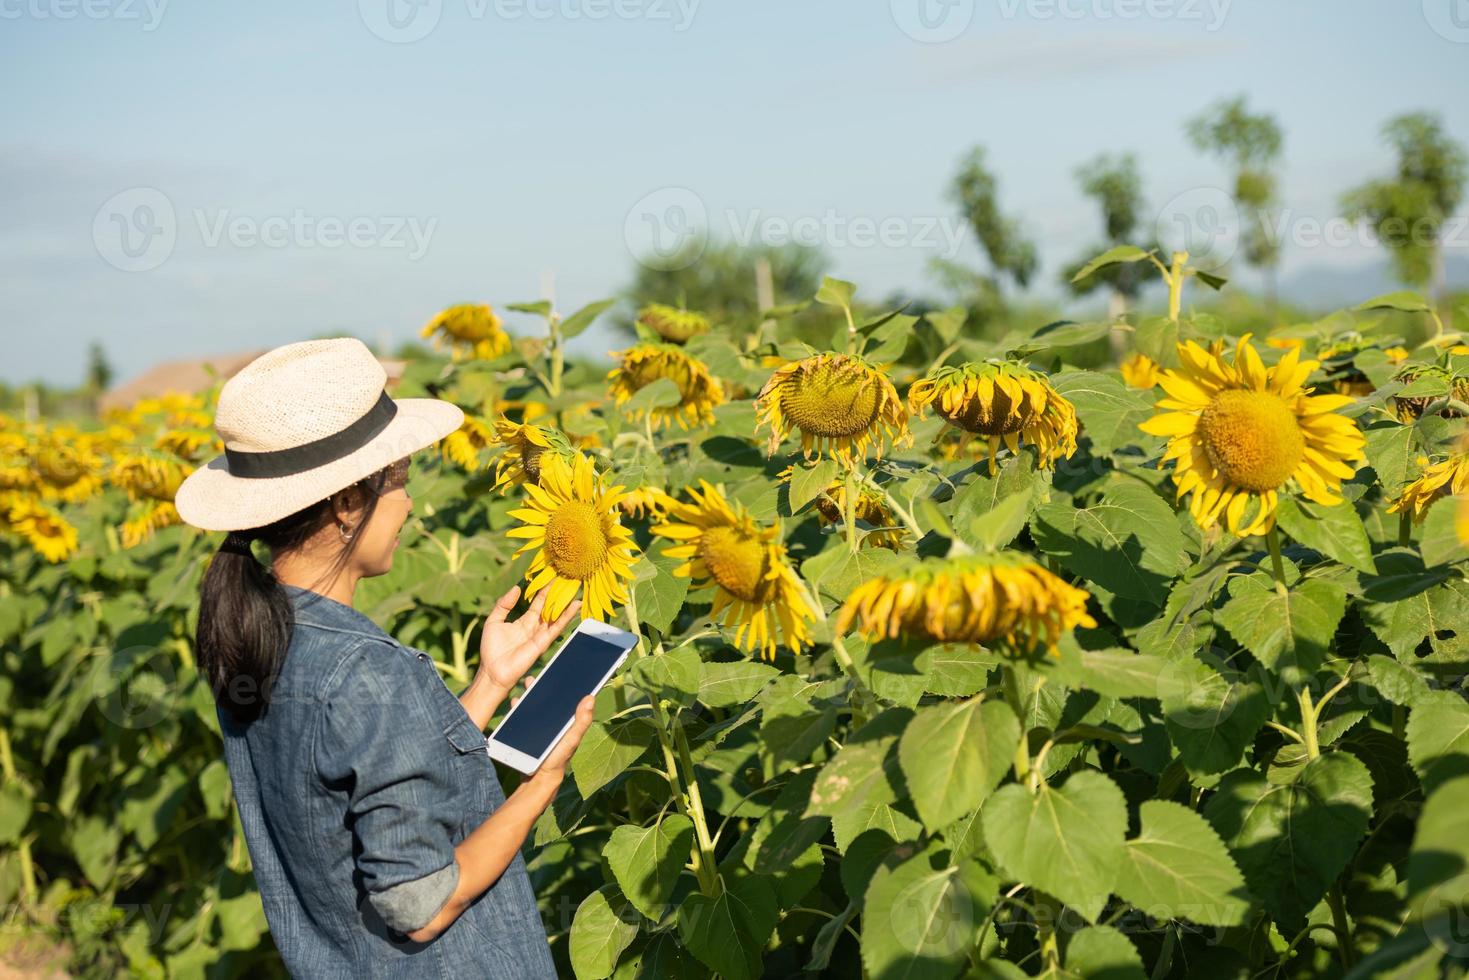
3;0;1468;386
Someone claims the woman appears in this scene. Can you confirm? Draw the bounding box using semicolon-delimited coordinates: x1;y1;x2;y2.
174;338;593;978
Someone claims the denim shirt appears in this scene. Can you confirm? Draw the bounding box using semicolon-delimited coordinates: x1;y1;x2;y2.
217;583;558;979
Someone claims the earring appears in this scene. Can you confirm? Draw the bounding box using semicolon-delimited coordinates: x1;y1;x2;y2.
339;523;355;541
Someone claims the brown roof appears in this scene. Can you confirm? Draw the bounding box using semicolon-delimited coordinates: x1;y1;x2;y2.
98;350;407;413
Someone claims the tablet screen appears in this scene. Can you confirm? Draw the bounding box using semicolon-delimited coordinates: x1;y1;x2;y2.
491;632;626;759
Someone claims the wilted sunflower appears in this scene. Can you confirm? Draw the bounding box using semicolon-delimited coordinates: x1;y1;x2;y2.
1139;335;1366;537
1387;451;1469;522
1;493;79;563
155;428;222;462
507;453;639;622
836;553;1095;655
484;418;576;491
111;452;192;503
122;501;183;548
31;437;104;504
777;465;905;550
637;304;710;344
908;362;1078;475
651;481;814;660
1317;335;1387;397
1120;353;1159;389
756;353;908;463
421;303;513;361
607;343;726;431
1391;364;1469;422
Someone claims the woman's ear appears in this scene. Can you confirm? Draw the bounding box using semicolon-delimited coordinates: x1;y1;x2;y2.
329;486;365;529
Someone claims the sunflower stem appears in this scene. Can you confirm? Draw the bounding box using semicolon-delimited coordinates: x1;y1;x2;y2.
624;591;720;895
842;461;859;553
829;635;873;726
1397;511;1412;547
672;716;722;894
548;312;564;398
1166;251;1188;324
1264;525;1288;599
856;468;924;546
1298;688;1322;761
1327;883;1356;966
1003;667;1032;783
1034;892;1063;972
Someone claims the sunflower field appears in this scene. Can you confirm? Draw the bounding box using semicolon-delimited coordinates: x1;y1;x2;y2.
3;248;1469;979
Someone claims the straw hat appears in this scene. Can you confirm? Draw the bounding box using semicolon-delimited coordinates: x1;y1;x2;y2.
174;338;464;532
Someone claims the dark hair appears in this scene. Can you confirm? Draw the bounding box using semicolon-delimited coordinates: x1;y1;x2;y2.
196;461;405;724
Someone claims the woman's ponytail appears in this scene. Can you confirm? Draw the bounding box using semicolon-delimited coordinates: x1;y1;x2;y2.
197;531;293;723
194;467;388;724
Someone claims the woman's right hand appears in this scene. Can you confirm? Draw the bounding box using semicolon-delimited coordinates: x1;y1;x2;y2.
535;695;596;779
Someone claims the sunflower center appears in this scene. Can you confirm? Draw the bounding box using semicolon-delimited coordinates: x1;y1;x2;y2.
698;525;768;602
1197;390;1304;492
939;382;1032;435
544;500;610;579
780;364;880;438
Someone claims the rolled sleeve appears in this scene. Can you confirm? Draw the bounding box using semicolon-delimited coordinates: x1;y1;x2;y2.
316;641;461;934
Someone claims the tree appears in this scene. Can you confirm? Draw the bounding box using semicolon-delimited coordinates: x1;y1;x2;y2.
950;147;1038;292
624;241;825;323
1342;112;1467;305
86;342;113;393
1186;96;1284;314
1061;154;1156;320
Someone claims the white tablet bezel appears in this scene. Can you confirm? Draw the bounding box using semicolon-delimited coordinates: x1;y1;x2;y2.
484;618;637;775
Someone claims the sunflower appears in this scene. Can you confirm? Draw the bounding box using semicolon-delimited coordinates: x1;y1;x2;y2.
835;553;1094;655
507;453;639;622
1385;346;1410;364
421;303;513;361
1;493;79;563
437;414;496;472
607;343;725;431
908;362;1078;475
619;485;679;521
777;465;905;550
651;481;814;660
637;304;710;344
1120;353;1159;389
1387;451;1469;522
1139;335;1366;537
755;353;908;463
484;418;576;491
125;393;214;430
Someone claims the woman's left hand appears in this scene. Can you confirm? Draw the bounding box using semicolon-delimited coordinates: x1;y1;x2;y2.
476;586;581;696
